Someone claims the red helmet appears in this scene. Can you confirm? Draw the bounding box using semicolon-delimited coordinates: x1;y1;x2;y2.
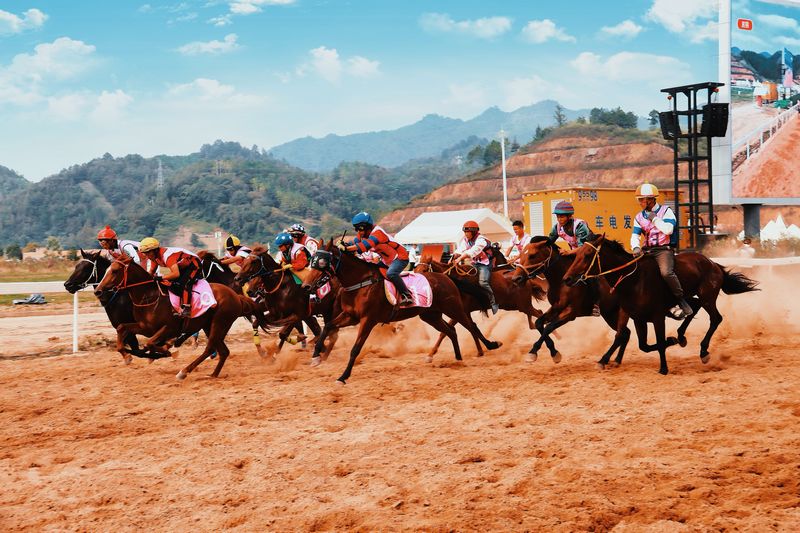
462;220;479;232
97;226;117;240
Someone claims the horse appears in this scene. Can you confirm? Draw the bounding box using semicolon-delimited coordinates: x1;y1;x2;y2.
414;254;545;359
233;247;340;361
301;239;495;384
95;255;263;379
64;250;152;363
562;234;759;375
511;237;632;367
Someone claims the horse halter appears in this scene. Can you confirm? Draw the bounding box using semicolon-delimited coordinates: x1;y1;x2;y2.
515;244;553;280
576;241;642;290
74;258;100;289
307;250;336;291
243;254;285;300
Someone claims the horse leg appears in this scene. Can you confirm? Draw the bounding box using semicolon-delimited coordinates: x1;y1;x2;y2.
177;321;221;380
425;321;450;363
698;299;722;364
209;321;235;378
336;317;377;384
320;327;340;362
420;311;463;363
312;310;357;366
674;297;702;348
611;311;632;367
114;324;135;365
528;307;558;360
653;317;669;375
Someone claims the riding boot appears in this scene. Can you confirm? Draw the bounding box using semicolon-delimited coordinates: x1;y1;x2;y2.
399;292;414;307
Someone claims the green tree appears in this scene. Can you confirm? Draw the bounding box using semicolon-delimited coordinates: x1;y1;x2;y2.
190;233;203;248
576;116;587;124
648;109;660;129
483;140;502;166
5;243;22;260
553;104;567;127
589;107;638;129
466;145;484;165
66;249;79;261
23;242;39;252
46;236;61;251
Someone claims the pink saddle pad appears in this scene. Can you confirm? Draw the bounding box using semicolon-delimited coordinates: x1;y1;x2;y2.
168;279;217;318
316;280;332;299
384;272;432;308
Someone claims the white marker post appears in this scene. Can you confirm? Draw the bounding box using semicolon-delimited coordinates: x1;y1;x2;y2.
72;291;79;353
215;231;222;257
499;128;508;219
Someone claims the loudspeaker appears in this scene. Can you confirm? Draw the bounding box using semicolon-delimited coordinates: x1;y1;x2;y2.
659;111;680;140
701;103;729;137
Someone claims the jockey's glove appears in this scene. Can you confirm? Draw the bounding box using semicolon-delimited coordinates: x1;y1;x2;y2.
632;247;643;257
153;274;163;282
281;263;293;271
336;242;347;252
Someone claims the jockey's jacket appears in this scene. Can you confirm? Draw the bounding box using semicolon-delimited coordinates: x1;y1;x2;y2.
224;246;252;260
549;218;593;249
509;232;532;257
104;239;143;264
280;242;310;271
299;235;319;255
353;225;409;263
455;234;491;266
358;250;383;264
149;247;201;272
631;203;677;249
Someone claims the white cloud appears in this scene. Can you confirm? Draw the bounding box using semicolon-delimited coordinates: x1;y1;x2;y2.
91;90;133;122
755;0;800;8
167;78;264;108
346;56;380;77
177;33;240;55
0;8;47;35
776;35;800;46
444;83;488;110
47;93;91;121
645;0;717;34
600;20;643;39
419;13;512;39
521;19;576;44
690;20;719;43
501;75;564;109
571;51;691;84
227;0;296;16
310;46;342;82
209;15;232;26
756;14;800;30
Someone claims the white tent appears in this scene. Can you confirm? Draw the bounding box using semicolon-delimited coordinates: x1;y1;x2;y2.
394;208;514;246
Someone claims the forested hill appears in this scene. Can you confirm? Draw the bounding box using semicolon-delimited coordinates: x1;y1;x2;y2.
269;100;588;171
0;165;29;203
0;139;479;249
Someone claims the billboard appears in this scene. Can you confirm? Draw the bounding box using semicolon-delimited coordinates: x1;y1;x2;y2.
716;0;800;205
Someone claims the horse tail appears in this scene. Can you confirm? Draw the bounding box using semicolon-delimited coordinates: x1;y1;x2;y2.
450;276;491;314
719;266;760;295
528;280;547;301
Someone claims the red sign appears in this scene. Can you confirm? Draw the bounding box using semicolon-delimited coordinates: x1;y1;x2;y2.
737;18;753;30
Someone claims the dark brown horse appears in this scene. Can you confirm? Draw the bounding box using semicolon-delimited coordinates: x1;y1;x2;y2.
511;237;631;367
562;235;759;374
95;255;263;379
414;255;545;359
234;247;340;361
301;239;493;384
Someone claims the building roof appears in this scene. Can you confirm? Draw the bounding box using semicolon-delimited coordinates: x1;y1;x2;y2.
394;208;514;245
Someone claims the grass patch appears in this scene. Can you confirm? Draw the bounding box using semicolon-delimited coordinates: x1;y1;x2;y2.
0;258;76;282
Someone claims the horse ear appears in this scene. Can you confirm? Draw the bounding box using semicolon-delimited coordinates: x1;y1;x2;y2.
80;248;87;258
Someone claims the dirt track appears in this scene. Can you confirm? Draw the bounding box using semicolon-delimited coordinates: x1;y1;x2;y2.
1;267;799;531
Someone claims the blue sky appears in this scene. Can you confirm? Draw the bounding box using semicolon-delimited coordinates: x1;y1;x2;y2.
1;0;783;181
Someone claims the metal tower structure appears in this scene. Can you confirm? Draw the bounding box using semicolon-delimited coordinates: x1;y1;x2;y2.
659;82;727;250
156;159;164;190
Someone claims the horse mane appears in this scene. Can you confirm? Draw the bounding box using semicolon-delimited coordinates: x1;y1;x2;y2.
530;235;555;246
593;235;632;258
251;245;269;255
198;250;233;274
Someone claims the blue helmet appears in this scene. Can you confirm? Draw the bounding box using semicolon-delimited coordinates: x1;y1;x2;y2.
274;232;293;247
351;212;374;227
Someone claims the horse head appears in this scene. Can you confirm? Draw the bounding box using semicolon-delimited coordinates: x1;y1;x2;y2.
563;234;610;287
234;246;280;297
413;254;437;273
511;236;557;285
65;249;110;293
302;239;335;293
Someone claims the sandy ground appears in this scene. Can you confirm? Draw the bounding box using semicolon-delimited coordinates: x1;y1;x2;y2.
1;266;799;531
731;102;781;145
732;111;800;199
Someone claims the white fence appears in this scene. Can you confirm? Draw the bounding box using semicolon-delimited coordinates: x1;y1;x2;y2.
733;102;799;163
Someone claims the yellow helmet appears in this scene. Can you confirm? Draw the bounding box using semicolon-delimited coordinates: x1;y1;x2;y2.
635;183;659;198
139;237;160;253
225;235;240;248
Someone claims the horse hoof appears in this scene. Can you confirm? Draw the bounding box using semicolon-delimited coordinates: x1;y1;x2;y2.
609;361;621;369
659;368;669;376
176;370;187;380
679;336;688;348
310;357;321;367
123;355;133;365
552;352;562;364
525;353;537;363
424;355;433;364
700;354;710;364
596;363;605;371
492;341;503;350
335;379;346;386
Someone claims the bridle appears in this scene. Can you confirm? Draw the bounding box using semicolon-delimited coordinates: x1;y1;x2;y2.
240;254;285;299
514;244;554;281
574;241;642;291
74;258;101;289
309;247;379;293
106;259;164;307
203;259;226;279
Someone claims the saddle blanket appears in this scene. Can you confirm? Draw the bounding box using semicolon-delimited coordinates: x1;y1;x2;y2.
384;272;433;308
317;280;332;299
168;279;217;318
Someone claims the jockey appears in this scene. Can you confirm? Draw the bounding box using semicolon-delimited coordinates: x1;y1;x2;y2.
97;226;143;264
339;211;413;306
452;220;499;315
220;235;251;269
288;223;319;255
630;183;693;319
548;201;594;252
139;237;202;319
505;220;531;264
275;232;312;283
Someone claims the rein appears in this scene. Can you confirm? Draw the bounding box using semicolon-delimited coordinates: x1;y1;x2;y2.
244;254;286;298
110;261;165;307
578;241;643;291
75;258;100;289
443;262;477;277
515;244;554;280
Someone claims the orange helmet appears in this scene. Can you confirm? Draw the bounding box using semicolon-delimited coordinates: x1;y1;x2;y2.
635;183;660;199
462;220;479;232
97;226;117;240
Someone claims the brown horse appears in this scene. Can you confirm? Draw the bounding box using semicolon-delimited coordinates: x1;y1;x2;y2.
414;255;545;359
301;239;493;384
562;235;759;374
95;255;263;379
234;247;340;361
511;237;631;367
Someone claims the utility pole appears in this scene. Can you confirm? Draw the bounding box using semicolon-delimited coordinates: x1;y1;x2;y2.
499;128;508;219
